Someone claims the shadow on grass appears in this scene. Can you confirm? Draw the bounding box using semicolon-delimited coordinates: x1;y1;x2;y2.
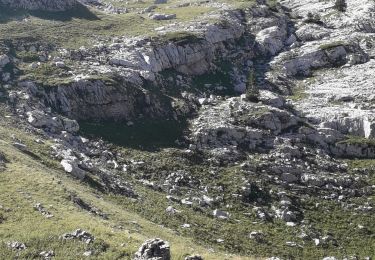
0;3;99;23
79;119;188;151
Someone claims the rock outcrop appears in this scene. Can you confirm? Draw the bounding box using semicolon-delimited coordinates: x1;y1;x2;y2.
134;238;170;260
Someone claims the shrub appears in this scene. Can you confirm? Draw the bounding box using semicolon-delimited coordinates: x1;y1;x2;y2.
305;12;322;25
17;51;40;63
245;69;259;102
334;0;347;12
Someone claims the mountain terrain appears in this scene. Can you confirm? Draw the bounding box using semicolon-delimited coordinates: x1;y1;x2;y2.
0;0;374;259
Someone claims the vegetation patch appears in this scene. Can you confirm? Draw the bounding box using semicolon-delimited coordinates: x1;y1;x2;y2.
191;60;235;96
336;136;375;146
79;119;188;150
154;31;203;45
16;51;40;63
20;63;72;86
289;84;308;101
0;3;216;49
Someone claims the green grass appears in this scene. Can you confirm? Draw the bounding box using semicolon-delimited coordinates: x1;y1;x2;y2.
19;63;72;86
106;147;375;259
0;2;215;49
0;121;252;260
16;50;40;63
289;85;308;101
0;91;373;259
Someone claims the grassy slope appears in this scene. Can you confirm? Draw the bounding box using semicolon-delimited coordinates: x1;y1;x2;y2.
0;109;373;259
0;1;215;49
0;124;252;259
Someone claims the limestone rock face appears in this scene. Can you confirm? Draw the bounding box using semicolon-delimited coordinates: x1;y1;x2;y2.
41;79;170;121
256;25;288;55
0;0;79;11
189;97;300;151
106;15;245;76
295;24;331;42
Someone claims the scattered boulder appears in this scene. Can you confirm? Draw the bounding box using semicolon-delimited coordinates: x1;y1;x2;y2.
134;238;170;260
55;61;65;68
150;13;176;20
39;250;55;259
27;110;79;133
7;241;26;250
27;110;58;129
185;255;203;260
61;229;94;244
165;206;180;214
34;203;54;218
0;55;10;68
61;159;87;180
258;90;286;108
281;172;299;183
70;195;108;219
143;5;157;13
13;142;28;152
213;209;230;219
249;231;265;242
281;210;297;222
256;25;287;55
61;118;80;133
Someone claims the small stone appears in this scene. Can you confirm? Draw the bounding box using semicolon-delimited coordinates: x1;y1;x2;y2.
55;61;65;68
39;250;55;259
61;229;94;244
150;13;176;20
249;231;264;242
13;142;27;151
7;241;26;250
285;241;297;247
166;206;179;214
181;223;191;228
34;203;54;218
213;209;229;219
281;172;299;183
185;255;203;260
